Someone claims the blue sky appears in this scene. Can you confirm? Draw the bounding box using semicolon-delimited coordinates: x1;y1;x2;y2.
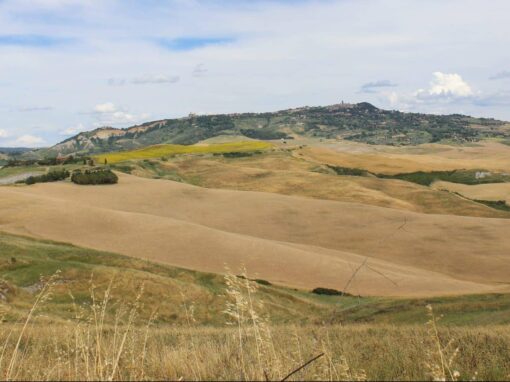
0;0;509;147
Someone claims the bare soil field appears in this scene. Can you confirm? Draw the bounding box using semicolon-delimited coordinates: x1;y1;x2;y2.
1;173;509;297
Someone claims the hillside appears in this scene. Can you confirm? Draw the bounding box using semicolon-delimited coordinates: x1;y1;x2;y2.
2;232;510;380
40;102;510;156
2;230;510;326
108;142;510;218
1;172;510;297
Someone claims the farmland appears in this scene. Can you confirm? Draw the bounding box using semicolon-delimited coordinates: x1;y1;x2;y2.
93;141;273;164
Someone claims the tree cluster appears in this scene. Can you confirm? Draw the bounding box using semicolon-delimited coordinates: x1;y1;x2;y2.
71;168;118;185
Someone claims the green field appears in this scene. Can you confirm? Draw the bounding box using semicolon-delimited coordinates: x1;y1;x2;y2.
93;141;273;164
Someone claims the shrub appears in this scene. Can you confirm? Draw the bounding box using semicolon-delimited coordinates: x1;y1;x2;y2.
222;151;254;158
37;157;58;166
71;168;118;185
5;159;38;167
241;128;289;140
254;279;272;286
311;287;353;296
25;176;36;185
327;165;370;177
25;169;70;185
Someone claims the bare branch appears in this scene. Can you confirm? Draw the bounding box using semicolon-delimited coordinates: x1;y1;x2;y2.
281;353;325;381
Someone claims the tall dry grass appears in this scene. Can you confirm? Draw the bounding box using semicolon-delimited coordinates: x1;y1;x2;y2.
0;270;509;381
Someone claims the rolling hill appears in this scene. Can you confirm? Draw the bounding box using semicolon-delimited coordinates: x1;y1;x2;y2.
39;102;510;156
2;230;510;380
1;172;509;297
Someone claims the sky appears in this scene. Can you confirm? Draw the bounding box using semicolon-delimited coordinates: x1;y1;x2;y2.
0;0;509;147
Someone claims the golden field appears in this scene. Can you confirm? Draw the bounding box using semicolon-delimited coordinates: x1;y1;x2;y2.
1;169;510;296
93;141;273;164
131;149;509;217
432;181;510;205
297;139;510;174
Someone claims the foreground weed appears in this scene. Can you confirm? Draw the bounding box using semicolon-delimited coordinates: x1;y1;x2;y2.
0;272;507;380
425;304;460;381
3;270;61;380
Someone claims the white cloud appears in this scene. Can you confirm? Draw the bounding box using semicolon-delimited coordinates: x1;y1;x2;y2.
384;72;476;108
109;111;136;123
94;102;117;113
92;103;149;126
415;72;474;101
380;71;510;116
0;129;9;138
14;134;45;146
59;123;85;135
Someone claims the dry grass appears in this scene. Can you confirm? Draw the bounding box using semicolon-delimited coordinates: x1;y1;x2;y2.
4;323;510;380
1;271;510;381
2;172;510;297
135;152;508;218
432;181;510;205
298;140;510;174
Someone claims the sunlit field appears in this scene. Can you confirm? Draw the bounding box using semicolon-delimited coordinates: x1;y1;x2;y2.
93;141;273;164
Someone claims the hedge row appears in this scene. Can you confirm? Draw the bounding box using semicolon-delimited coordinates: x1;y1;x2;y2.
25;169;70;185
